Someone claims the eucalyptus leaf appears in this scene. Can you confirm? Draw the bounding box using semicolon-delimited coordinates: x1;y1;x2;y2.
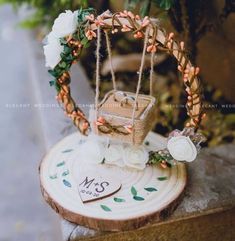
62;149;73;153
144;187;158;192
133;196;145;201
114;197;126;203
131;186;137;196
100;204;112;212
63;179;72;188
56;161;65;167
157;176;168;181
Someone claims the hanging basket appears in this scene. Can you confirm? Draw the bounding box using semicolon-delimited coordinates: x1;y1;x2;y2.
90;90;156;144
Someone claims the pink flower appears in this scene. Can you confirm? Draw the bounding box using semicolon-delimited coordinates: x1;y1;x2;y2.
147;44;157;53
94;16;105;26
85;29;96;40
134;31;143;39
141;16;150;27
121;24;132;32
119;10;128;17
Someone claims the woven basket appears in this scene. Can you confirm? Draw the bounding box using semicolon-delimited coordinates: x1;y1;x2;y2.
91;90;156;145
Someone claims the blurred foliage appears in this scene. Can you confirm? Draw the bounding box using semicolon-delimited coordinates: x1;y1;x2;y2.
0;0;174;28
125;0;174;16
0;0;89;28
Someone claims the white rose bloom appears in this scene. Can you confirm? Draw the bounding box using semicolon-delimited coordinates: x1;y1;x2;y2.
43;36;63;69
124;146;149;170
79;139;105;164
52;10;78;38
104;144;124;167
167;136;197;162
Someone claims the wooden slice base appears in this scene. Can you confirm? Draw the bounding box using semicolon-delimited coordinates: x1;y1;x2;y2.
39;132;187;231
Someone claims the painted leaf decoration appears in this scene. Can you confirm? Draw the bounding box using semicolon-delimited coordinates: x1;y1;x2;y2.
62;170;69;176
144;187;157;192
131;186;137;196
56;161;65;167
133;196;145;201
63;179;72;188
114;197;125;203
100;204;111;212
158;176;168;181
49;174;57;179
62;149;73;153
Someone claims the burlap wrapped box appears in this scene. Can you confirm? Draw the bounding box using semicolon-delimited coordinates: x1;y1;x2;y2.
90;90;156;145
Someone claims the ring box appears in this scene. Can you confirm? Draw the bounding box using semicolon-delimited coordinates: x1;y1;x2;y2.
90;90;156;145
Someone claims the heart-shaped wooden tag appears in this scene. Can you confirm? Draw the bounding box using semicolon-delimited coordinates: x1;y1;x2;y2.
78;172;121;203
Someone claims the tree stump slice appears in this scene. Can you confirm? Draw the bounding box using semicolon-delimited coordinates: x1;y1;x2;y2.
39;132;187;231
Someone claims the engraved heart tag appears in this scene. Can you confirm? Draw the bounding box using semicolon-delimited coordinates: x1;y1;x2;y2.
78;172;121;203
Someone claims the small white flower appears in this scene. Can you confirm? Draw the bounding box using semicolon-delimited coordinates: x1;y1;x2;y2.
52;10;78;38
79;139;105;164
167;136;197;162
124;146;149;170
43;37;63;69
104;144;124;167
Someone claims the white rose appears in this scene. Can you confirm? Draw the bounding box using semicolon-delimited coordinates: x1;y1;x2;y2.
167;136;197;162
124;146;149;170
79;139;105;164
104;144;124;167
52;10;78;38
43;36;63;69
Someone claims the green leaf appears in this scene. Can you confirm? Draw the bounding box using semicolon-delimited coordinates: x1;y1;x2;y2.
140;0;151;17
81;37;89;46
125;0;139;10
100;204;112;212
63;179;72;188
131;186;137;196
155;0;174;10
49;174;57;179
62;149;73;153
60;38;67;45
62;170;69;176
157;176;168;181
133;196;145;201
56;161;65;167
49;80;55;86
59;61;66;68
63;46;72;54
114;197;125;203
144;187;158;192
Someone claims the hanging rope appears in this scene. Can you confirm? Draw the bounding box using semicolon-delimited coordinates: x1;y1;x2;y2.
104;30;117;91
95;26;101;120
131;27;150;125
149;51;155;96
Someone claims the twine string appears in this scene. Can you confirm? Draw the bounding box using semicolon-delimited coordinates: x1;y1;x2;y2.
104;30;117;91
150;51;154;96
95;26;101;120
131;27;150;125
